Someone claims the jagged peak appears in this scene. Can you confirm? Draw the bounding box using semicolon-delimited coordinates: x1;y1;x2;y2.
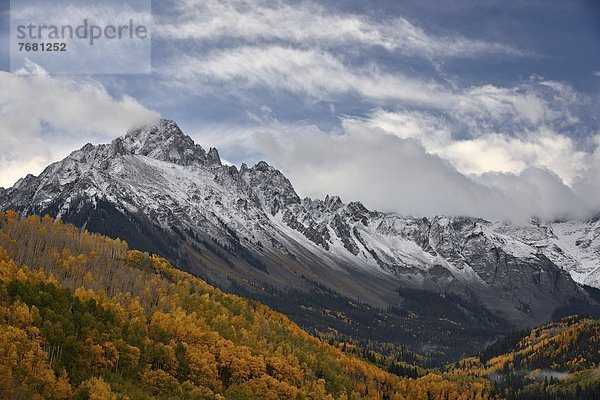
122;119;188;151
110;118;210;166
253;160;272;172
13;174;37;190
246;160;289;178
207;147;221;165
324;195;343;210
239;160;301;214
346;201;369;214
80;143;94;152
125;118;182;138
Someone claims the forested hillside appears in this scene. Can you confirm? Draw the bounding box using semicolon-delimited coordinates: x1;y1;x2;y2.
454;316;600;399
0;211;493;400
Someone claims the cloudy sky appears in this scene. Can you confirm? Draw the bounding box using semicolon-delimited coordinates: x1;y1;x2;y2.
1;0;599;221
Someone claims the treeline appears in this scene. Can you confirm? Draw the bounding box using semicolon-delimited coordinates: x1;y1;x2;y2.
316;333;429;379
0;211;495;400
493;370;600;400
452;315;600;400
484;316;599;373
230;277;509;369
478;328;531;364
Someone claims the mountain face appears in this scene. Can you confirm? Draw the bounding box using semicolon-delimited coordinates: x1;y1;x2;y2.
0;120;596;351
495;219;600;288
3;212;498;400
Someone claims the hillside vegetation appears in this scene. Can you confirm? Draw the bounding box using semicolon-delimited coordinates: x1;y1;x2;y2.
0;211;493;400
454;316;600;399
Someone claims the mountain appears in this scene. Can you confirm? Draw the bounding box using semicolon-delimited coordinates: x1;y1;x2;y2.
0;119;596;361
495;219;600;288
0;211;498;400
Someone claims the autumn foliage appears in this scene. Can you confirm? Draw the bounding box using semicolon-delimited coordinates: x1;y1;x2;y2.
0;211;494;399
452;315;600;399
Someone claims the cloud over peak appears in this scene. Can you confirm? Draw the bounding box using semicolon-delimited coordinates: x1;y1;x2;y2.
3;1;598;224
198;116;594;223
0;63;159;188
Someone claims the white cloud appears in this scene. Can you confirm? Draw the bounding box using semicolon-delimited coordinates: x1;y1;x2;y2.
173;52;598;221
163;46;456;107
1;0;595;225
187;97;598;222
205;119;590;222
0;62;159;188
572;135;600;210
355;108;589;185
157;0;526;59
164;46;574;132
459;84;547;125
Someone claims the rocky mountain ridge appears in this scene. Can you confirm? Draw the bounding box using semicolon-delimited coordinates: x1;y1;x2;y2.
1;119;597;330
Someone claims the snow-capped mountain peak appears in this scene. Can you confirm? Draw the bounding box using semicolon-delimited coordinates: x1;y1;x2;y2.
0;119;596;327
111;119;216;167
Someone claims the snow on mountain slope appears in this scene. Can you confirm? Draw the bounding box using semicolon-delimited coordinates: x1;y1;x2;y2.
0;119;595;326
549;220;600;287
492;219;600;288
